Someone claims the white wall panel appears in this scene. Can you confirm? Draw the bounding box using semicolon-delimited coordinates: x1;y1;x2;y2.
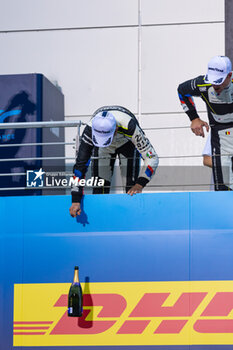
140;112;209;165
0;0;138;31
0;28;138;115
141;23;225;114
0;0;227;175
141;0;224;24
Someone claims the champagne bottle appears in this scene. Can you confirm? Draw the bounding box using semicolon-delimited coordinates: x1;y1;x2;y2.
67;266;83;317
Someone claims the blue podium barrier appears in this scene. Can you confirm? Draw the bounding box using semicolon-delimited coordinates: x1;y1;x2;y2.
1;192;233;349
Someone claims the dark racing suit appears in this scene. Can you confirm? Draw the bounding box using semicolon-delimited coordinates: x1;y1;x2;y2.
72;106;159;203
178;75;233;190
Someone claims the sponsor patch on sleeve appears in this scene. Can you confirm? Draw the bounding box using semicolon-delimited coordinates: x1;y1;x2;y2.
145;165;154;178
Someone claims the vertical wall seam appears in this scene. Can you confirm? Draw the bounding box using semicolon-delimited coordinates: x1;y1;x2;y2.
137;0;142;122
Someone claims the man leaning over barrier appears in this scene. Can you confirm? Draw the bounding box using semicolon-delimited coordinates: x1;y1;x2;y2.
69;105;159;217
178;55;233;191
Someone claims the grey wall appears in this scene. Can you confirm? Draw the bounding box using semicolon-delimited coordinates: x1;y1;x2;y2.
225;0;233;62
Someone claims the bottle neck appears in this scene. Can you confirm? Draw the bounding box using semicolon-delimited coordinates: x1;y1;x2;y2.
73;269;80;284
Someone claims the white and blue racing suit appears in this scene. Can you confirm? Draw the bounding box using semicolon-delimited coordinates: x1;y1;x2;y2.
72;106;159;203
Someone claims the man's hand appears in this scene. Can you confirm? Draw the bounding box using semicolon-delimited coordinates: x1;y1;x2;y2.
69;203;81;217
127;183;143;196
191;118;209;137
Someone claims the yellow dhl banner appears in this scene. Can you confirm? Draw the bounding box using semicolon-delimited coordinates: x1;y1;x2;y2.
13;281;233;347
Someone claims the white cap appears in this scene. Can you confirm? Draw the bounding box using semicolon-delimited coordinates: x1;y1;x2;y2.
205;56;232;85
92;111;116;147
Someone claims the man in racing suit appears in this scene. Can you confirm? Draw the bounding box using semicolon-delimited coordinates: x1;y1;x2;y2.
178;55;233;191
69;105;159;217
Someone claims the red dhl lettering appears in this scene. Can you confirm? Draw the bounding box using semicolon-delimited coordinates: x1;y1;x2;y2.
49;291;233;335
194;292;233;333
13;282;233;346
129;292;207;316
51;294;126;334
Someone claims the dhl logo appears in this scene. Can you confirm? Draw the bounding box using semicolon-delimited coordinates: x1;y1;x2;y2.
14;281;233;346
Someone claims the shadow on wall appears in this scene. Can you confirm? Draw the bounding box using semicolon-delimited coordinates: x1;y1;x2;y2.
76;199;89;226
